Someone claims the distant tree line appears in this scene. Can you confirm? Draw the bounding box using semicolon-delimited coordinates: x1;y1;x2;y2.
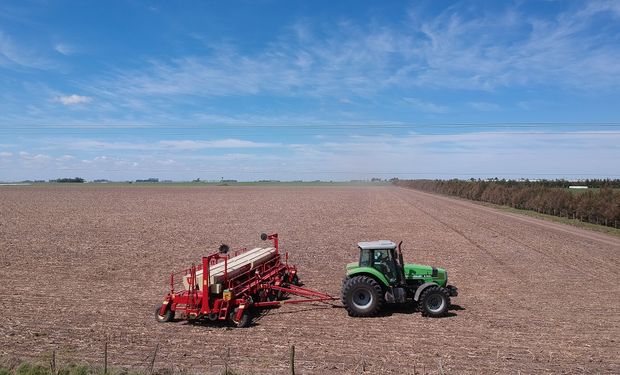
393;179;620;228
50;177;85;183
135;178;159;183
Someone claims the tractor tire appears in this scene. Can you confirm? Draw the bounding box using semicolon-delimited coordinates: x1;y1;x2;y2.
229;307;251;328
419;286;450;318
341;276;384;317
154;305;174;323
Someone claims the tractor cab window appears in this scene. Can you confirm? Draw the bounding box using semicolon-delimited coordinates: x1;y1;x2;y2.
373;249;396;282
359;249;372;267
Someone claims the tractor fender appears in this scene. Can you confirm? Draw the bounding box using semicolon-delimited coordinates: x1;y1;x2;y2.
346;268;390;288
413;282;440;301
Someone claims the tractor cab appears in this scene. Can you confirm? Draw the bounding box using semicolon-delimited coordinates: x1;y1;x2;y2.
357;240;406;285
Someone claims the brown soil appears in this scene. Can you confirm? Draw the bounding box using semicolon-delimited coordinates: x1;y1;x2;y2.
0;185;618;374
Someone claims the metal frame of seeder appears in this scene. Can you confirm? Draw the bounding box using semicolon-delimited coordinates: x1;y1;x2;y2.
155;233;336;327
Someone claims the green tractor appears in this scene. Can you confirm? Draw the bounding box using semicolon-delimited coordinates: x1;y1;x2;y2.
341;240;458;318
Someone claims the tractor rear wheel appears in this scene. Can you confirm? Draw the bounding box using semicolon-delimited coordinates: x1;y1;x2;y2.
419;286;450;318
229;307;251;328
154;305;174;323
341;276;384;317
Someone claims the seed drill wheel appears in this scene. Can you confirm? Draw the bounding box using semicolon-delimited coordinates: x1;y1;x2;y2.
341;276;384;317
154;305;174;323
419;286;450;318
229;307;251;328
290;274;300;286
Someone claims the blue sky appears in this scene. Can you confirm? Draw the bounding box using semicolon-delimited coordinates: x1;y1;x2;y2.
0;0;619;181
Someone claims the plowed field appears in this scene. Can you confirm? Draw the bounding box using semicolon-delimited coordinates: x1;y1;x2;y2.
0;185;618;374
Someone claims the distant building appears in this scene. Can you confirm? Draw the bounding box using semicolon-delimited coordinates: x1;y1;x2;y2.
568;186;588;189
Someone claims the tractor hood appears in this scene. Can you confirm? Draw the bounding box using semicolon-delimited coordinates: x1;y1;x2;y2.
404;263;448;285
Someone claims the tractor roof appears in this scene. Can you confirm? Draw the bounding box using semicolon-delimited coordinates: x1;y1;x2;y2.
357;240;397;250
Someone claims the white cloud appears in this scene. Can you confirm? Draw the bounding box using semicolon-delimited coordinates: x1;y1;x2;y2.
408;1;620;90
403;97;449;113
69;141;150;151
55;94;93;105
18;151;53;165
5;130;619;180
158;139;277;150
80;1;620;105
468;102;501;111
54;43;74;56
517;101;534;110
581;0;620;18
283;131;620;179
63;138;278;151
0;151;13;157
0;30;49;69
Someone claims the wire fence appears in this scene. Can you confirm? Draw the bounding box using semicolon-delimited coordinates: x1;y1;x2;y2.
2;342;447;375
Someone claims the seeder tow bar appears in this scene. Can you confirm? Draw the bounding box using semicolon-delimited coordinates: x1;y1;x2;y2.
155;233;336;328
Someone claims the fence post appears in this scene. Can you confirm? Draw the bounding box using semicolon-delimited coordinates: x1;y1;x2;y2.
290;345;295;375
104;342;108;375
50;350;56;375
149;343;159;375
225;346;230;375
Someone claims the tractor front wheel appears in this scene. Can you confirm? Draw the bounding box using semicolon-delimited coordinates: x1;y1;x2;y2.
419;286;450;318
341;276;384;317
